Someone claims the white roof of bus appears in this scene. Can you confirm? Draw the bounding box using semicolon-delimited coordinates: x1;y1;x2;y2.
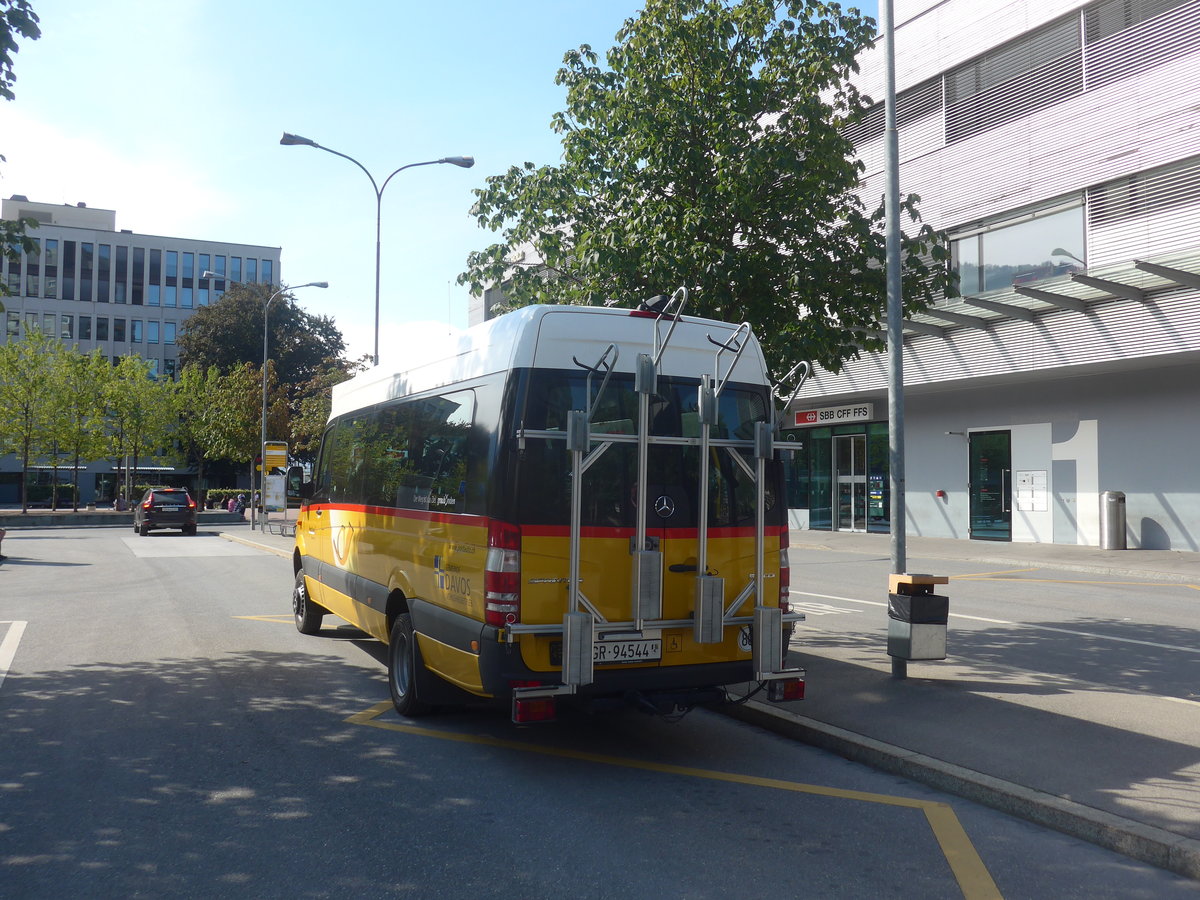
330;304;771;420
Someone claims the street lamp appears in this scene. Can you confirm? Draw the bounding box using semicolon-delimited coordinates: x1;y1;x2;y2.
204;272;330;531
279;132;474;366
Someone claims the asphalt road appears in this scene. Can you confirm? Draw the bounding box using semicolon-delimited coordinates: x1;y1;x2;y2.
2;527;1198;898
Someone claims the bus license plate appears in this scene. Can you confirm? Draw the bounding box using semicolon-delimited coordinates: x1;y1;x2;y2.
594;638;661;664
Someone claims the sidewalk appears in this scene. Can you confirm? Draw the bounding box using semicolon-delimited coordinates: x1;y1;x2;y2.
726;529;1200;879
223;524;1200;879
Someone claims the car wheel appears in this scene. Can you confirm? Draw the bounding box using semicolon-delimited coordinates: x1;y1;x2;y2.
388;613;432;717
139;522;149;536
292;570;325;635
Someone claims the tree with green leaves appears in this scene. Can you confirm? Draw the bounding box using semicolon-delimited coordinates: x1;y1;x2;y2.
460;0;953;375
104;355;174;503
204;362;266;479
1;0;41;303
0;326;54;511
44;345;110;510
176;282;346;388
289;357;365;460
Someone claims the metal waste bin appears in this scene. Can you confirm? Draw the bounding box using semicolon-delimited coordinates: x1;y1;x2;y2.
887;574;949;662
1099;490;1126;550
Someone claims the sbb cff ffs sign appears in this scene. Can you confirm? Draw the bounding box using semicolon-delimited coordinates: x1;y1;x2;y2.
794;403;874;427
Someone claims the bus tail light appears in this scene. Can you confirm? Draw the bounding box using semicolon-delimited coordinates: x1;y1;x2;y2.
512;695;556;723
768;677;805;702
485;519;521;627
778;530;791;612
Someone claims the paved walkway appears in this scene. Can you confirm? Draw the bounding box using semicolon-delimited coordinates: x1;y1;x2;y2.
221;524;1200;880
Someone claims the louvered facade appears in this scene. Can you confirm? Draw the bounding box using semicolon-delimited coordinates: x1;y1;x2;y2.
787;0;1200;550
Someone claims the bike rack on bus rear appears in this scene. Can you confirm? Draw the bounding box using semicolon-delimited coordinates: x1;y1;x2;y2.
507;292;806;709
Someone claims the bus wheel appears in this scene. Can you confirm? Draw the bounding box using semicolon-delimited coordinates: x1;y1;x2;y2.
292;570;325;634
388;613;431;717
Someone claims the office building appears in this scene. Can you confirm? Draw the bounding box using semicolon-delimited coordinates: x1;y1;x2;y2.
784;0;1200;550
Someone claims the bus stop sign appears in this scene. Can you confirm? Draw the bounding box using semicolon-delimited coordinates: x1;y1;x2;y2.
263;441;288;472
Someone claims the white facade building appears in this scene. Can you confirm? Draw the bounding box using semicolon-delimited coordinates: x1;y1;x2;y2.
1;196;282;504
785;0;1200;551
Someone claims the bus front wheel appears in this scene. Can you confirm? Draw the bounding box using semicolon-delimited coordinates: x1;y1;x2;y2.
292;570;325;634
388;613;431;717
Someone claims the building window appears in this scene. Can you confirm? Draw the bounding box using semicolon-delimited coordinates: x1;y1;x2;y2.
97;244;111;303
148;284;161;306
164;358;177;379
182;251;194;281
80;243;94;302
246;258;257;282
96;317;109;341
25;312;36;334
80;315;92;340
165;286;177;308
230;256;241;282
262;259;273;284
181;287;193;309
164;322;176;344
951;203;1085;294
198;288;210;306
62;241;76;300
165;250;178;279
147;321;159;343
44;239;58;299
113;318;126;343
25;238;39;296
6;255;21;294
6;311;18;338
43;312;55;334
132;247;145;305
60;314;73;340
147;358;160;378
199;253;210;276
115;246;128;303
131;320;143;343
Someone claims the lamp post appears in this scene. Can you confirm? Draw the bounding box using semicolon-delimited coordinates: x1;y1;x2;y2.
204;273;328;531
279;132;474;366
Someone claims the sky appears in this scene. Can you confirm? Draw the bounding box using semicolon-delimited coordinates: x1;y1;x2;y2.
0;0;878;364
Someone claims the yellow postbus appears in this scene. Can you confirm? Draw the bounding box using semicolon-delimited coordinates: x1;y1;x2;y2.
292;299;806;722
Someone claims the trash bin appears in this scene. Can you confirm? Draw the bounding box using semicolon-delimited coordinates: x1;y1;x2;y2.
887;574;949;661
1099;490;1127;550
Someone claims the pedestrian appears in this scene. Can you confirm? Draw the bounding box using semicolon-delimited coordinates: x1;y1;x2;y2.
235;493;246;519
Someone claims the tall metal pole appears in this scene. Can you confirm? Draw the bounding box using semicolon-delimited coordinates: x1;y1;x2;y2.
279;134;473;367
882;0;908;678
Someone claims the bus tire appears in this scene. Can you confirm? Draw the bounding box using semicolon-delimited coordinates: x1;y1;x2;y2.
388;613;431;717
292;570;325;635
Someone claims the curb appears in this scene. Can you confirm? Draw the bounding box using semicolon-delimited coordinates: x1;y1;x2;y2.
218;531;292;559
720;699;1200;881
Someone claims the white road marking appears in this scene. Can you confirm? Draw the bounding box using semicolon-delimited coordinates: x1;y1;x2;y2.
0;620;28;691
790;590;1200;655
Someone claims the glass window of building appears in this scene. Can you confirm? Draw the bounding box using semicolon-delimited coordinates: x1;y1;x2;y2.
114;246;128;303
80;243;94;302
7;254;21;294
245;258;257;282
164;358;177;379
182;252;194;281
262;259;273;283
96;317;109;341
149;248;161;286
198;287;210;306
131;320;143;342
199;253;210;275
164;322;176;344
181;287;193;309
213;255;226;277
165;250;178;279
60;314;73;339
24;239;39;296
113;318;126;342
43;312;55;334
952;203;1085;294
44;239;58;299
97;245;111;303
164;286;176;308
132;247;145;305
6;312;18;337
230;256;241;281
79;315;92;340
147;359;159;378
62;241;76;300
25;312;37;334
148;284;160;306
147;321;159;343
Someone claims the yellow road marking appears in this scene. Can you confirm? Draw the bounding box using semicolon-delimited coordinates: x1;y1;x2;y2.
347;701;1003;899
950;569;1198;590
233;614;294;623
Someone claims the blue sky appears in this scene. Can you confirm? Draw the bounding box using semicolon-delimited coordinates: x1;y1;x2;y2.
0;0;878;362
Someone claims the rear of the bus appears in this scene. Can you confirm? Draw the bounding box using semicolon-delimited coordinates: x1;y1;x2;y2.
483;309;793;719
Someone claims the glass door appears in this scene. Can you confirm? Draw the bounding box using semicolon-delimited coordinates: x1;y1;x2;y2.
969;430;1011;541
834;434;866;531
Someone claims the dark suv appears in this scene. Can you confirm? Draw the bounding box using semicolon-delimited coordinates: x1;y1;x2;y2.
133;488;198;536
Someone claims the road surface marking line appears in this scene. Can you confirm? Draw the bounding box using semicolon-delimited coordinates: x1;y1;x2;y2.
233;615;294;623
347;701;1001;899
0;620;28;691
951;568;1039;578
790;591;1200;654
